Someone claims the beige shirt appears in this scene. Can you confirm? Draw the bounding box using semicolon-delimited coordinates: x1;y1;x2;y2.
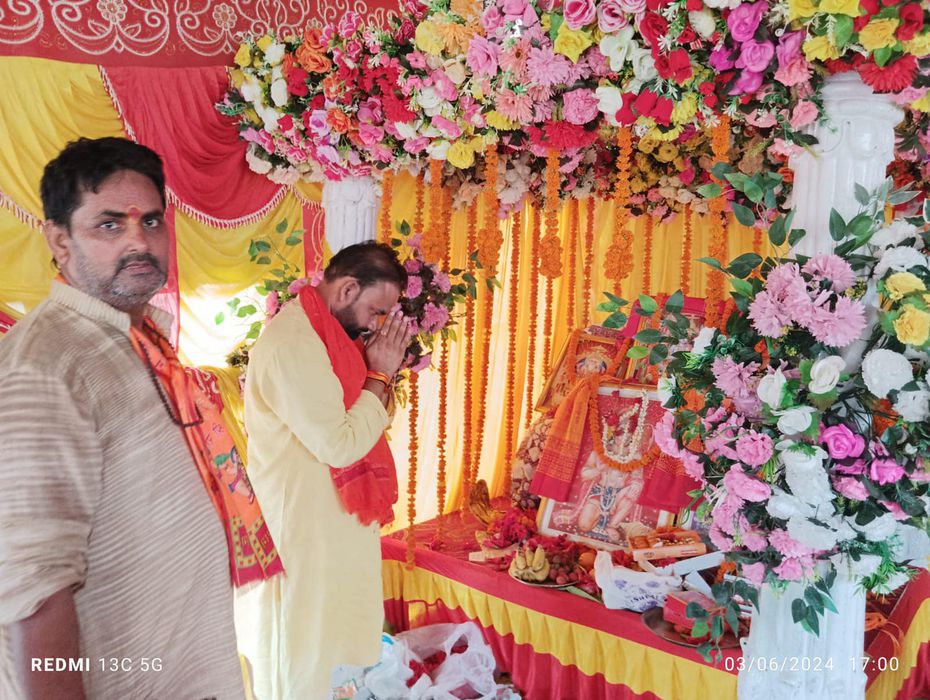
0;282;243;699
236;301;391;700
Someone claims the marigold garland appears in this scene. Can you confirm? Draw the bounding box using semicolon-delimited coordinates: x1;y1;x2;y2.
474;284;495;488
413;172;426;235
541;150;562;381
379;169;394;245
406;371;419;568
422;159;447;263
605;127;634;292
543;278;555;381
477;144;503;274
524;210;541;430
436;190;452;527
567;197;579;327
582;197;595;327
461;201;478;508
504;210;522;487
705;118;731;328
642;215;654;296
681;204;693;296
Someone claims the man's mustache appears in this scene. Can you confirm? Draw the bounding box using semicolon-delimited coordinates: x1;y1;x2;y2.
117;253;163;274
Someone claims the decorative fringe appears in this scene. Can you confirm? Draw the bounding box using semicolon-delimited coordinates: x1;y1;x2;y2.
0;190;43;229
406;371;419;568
477;144;502;273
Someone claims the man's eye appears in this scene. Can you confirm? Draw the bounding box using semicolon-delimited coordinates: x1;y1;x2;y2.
100;221;119;231
144;217;162;228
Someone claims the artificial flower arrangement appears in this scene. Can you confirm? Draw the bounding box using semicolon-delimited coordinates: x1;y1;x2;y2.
601;175;930;658
218;218;474;387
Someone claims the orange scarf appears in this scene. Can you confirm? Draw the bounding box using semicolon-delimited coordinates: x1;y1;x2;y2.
129;318;284;586
299;286;398;526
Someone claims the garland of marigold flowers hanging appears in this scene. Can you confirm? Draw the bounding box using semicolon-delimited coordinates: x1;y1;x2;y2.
406;371;419;568
474;281;494;486
540;150;563;380
504;210;522;487
413;172;425;235
705;118;730;328
476;144;502;273
435;187;452;527
524;210;541;430
567;197;579;328
582;198;595;327
642;215;654;296
422;159;447;263
461;201;478;508
681;204;693;296
379;169;394;245
605;127;634;292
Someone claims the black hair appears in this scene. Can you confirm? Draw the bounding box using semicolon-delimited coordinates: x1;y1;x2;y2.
323;241;407;290
40;137;166;227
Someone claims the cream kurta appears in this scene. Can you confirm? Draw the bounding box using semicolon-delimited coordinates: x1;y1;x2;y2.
237;301;391;700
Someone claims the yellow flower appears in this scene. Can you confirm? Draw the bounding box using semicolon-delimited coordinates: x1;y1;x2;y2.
671;94;698;126
803;35;842;62
894;306;930;346
486;110;517;130
912;93;930;112
885;272;926;300
787;0;817;20
256;34;274;52
553;24;593;64
230;69;246;88
630;176;647;193
903;32;930;57
818;0;860;16
655;143;679;164
437;21;475;55
415;21;445;56
541;14;551;33
234;44;252;68
647;125;684;142
859;18;900;51
447;140;476;169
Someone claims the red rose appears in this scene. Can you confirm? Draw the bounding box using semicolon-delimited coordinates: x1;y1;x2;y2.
646;0;672;10
638;12;670;49
686;0;702;9
277;114;294;132
859;54;918;93
699;80;719;108
896;4;925;41
309;94;325;111
615;92;637;125
286;66;309;97
655;49;693;84
678;25;697;44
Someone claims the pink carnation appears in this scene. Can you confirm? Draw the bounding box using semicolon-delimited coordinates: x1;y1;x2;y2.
467;35;499;77
769;529;816;558
709;524;735;552
653;412;681;457
405;275;423;298
264;291;280;317
832;476;869;501
495;89;534;123
773;558;804;581
405;258;422;273
422;302;449;333
749;291;791;337
805;296;866;348
802;255;856;293
712;356;760;400
723;464;773;501
562;88;600;125
821;424;865;460
680;450;705;483
433;271;452;293
526;46;572;87
563;0;596;29
742;529;768;552
741;562;766;585
734;432;774;468
790;100;819;130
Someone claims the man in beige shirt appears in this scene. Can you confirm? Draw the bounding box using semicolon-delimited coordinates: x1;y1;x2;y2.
0;137;245;698
237;242;411;699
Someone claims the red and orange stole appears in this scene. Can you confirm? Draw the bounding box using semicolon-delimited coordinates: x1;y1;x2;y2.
298;285;398;527
129;319;284;586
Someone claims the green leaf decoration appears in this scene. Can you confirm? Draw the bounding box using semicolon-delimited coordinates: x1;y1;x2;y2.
791;598;808;624
214;312;225;325
727;253;762;279
626;345;649;360
649;344;669;365
275;219;288;233
788;228;806;247
834;14;854;48
638;294;658;314
731;203;756;227
665;290;684;314
697;256;724;272
730;278;754;297
829;209;847;241
768;211;793;247
854;184;871;206
697;183;722;199
635;328;663;344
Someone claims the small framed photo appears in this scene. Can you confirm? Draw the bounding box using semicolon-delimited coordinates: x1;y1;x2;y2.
536;386;675;550
536;327;627;413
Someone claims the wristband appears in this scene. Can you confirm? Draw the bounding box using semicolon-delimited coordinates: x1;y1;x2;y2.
366;370;392;387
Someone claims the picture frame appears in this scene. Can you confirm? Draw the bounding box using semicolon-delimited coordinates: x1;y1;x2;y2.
536;385;675;551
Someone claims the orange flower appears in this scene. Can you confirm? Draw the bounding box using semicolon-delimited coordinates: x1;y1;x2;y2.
296;27;331;73
322;74;341;100
326;108;351;134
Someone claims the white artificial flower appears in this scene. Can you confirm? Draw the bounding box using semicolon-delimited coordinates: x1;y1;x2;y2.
245;144;273;174
837;553;883;579
871;220;919;249
267;165;300;185
264;42;285;66
757;368;787;410
416;87;443;116
893;387;930;422
394;121;420;140
657;377;676;406
691;326;716;355
239;77;262;104
862;348;913;398
443;58;467;85
426;139;450;160
766;487;814;520
703;0;741;8
256;104;281;132
874;246;927;279
688;9;717;39
270;78;288;107
849;513;898;542
808;355;845;394
629;45;658;83
595;86;624;126
599;26;636;72
787;517;841;552
782;446;834;507
775;406;817;436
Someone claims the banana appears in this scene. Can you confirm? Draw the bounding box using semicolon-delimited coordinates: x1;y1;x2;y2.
534;559;550;582
514;549;527;570
532;545;547;570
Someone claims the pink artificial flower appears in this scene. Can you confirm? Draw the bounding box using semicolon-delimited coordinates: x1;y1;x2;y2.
308;110;331;137
432;115;462;139
288;277;312;295
774;558;804;581
501;0;539;27
790;99;819;129
880;500;910;520
422;303;449;333
585;46;610;77
482;6;504;33
431;70;458;101
774;31;812;87
741;562;766;585
467;35;500;77
618;0;645;13
742;528;768;552
500;37;531;77
410;352;432;373
833;476;870;500
357;97;383;125
357;124;384;147
727;1;766;43
749;291;791;337
405;275;423;298
562;88;600;125
496;89;535;123
408;51;428;70
724;464;773;500
680;167;695;185
526;46;572;87
403;136;430;154
734;432;774;468
769;529;817;558
735;39;775;74
709;524;735;552
805;296;866;348
264;291;280;317
338;11;362;38
404;258;422;273
833;458;866;476
802;254;855;293
745;110;778;128
653;412;682;457
729;70;764;96
563;0;597;30
712;356;760;400
821;424;865;460
597;0;628;33
768;138;805;160
680;450;705;483
433;271;452;293
709;46;735;71
344;39;363;63
870;458;906;485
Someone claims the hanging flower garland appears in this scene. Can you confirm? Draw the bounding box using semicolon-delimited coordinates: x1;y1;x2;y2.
582;198;595;328
474;280;494;487
605;127;634;293
504;210;522;487
422;158;447;263
476;144;502;274
412;172;425;235
681;204;693;297
379;169;394;245
436;187;452;527
642;215;654;297
705;118;731;329
524;210;541;430
461;201;478;509
406;371;419;568
567;198;579;328
540;150;563;380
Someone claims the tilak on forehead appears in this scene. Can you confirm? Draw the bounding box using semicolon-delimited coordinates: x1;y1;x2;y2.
126;205;144;220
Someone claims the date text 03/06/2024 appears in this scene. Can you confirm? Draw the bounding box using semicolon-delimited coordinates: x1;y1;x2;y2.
30;658;164;673
723;656;900;673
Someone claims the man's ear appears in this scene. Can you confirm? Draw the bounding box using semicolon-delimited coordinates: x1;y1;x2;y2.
43;221;72;270
337;277;360;304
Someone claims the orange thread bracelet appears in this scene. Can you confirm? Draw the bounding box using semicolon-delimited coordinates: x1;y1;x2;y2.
366;371;392;386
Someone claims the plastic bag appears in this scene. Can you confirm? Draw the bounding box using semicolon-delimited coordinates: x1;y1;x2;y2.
398;622;497;700
594;550;681;612
362;634;415;699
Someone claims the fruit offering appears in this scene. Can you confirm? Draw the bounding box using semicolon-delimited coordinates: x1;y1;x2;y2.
508;545;550;583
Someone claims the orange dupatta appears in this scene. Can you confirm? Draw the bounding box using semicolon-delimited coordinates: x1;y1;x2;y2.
129;318;284;586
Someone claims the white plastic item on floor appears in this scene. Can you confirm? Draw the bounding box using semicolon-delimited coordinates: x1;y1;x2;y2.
594;550;681;613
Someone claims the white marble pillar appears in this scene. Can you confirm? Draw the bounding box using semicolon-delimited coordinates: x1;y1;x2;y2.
321;175;380;252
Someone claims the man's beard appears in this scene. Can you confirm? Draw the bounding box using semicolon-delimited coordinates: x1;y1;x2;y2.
73;248;167;311
333;305;366;340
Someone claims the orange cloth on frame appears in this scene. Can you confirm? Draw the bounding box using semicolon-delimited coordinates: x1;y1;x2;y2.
128;318;284;586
